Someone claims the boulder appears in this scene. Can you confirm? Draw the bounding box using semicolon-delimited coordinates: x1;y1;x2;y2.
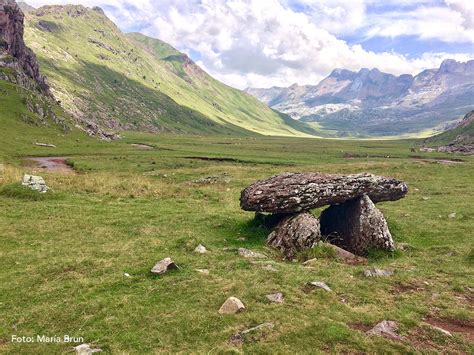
218;297;245;314
320;195;395;255
22;174;48;193
267;212;321;260
240;172;408;214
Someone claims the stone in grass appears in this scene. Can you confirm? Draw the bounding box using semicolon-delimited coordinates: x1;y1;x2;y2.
195;269;210;275
151;258;178;275
266;293;284;304
219;297;246;314
363;268;394;277
74;343;102;354
194;244;207;253
230;322;275;346
448;213;456;219
367;320;404;341
22;174;48;193
238;248;266;259
310;242;368;265
306;281;332;292
262;264;278;272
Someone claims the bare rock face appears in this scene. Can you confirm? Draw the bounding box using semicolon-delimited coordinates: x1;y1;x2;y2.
0;0;49;92
240;173;408;214
320;195;395;256
267;212;321;260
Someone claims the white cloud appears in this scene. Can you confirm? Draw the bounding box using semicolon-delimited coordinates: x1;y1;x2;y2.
25;0;474;89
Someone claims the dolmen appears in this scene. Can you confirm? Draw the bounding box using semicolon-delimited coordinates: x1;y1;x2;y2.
240;173;408;259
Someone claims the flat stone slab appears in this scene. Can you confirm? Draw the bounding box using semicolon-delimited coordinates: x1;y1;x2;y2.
240;172;408;214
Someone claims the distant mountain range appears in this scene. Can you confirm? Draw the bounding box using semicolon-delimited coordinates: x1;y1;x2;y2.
247;60;474;137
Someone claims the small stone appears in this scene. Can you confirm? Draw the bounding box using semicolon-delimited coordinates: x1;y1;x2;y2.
124;273;130;277
238;248;266;258
266;293;284;303
302;258;317;266
195;269;209;275
367;320;403;340
422;196;430;201
448;213;456;219
218;296;245;314
74;343;102;354
194;244;207;253
230;323;274;346
363;268;394;277
428;325;452;337
307;281;332;292
21;174;48;193
318;242;368;265
151;257;178;275
236;237;247;241
262;264;278;272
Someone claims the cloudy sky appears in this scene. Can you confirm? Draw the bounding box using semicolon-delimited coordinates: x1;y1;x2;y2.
26;0;474;89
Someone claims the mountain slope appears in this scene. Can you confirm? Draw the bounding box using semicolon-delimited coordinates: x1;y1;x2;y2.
23;5;317;137
247;60;474;137
424;110;474;147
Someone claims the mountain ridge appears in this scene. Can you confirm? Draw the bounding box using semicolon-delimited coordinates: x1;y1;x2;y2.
20;3;318;138
247;59;474;137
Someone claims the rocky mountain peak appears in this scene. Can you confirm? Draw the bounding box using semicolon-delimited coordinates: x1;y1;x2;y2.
0;0;48;92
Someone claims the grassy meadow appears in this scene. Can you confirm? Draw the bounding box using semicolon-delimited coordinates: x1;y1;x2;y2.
0;131;473;353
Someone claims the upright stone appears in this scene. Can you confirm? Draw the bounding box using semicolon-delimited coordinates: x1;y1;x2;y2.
320;195;394;255
267;212;321;260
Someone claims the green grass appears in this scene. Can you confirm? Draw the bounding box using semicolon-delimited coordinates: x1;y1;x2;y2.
0;122;472;353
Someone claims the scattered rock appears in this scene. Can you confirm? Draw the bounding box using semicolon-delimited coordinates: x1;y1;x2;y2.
73;343;102;354
21;174;48;193
320;195;394;255
124;273;130;277
448;213;456;219
230;322;274;346
262;264;278;272
34;142;56;148
306;281;332;292
427;324;453;337
419;147;436;153
194;244;207;254
195;269;209;275
266;293;284;304
363;268;394;277
317;242;368;265
240;172;408;214
151;258;178;275
218;296;245;314
193;172;230;184
238;248;266;259
367;320;404;340
422;196;430;201
267;212;321;260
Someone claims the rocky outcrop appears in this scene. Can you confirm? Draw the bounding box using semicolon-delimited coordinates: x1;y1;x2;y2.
0;0;49;92
267;212;321;260
241;172;407;214
320;195;395;255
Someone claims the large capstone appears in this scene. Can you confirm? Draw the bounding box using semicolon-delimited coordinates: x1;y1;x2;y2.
267;212;321;260
320;195;395;256
240;173;408;214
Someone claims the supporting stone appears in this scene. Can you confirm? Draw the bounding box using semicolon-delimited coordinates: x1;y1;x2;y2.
267;212;321;260
320;195;394;256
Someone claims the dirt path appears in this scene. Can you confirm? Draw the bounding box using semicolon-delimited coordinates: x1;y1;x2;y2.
26;157;76;174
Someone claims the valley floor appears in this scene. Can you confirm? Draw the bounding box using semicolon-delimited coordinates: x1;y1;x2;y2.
0;133;473;353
